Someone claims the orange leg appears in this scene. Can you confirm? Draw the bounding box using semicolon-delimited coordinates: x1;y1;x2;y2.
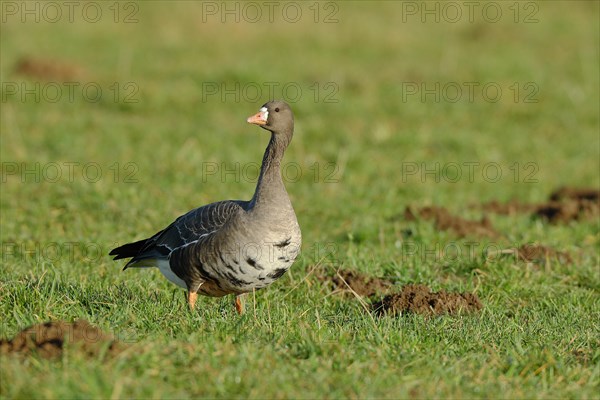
235;294;246;315
187;291;198;310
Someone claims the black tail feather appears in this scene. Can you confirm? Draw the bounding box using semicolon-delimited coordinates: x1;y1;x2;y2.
109;238;148;260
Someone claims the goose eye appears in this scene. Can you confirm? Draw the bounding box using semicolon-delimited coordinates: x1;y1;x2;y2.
275;107;280;112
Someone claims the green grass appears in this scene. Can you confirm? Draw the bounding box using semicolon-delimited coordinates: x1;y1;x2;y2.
1;1;599;398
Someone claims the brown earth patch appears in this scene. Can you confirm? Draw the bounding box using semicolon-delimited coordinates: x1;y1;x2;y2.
549;187;600;202
404;206;498;238
315;268;394;297
316;268;483;316
0;320;124;359
479;187;599;224
534;187;599;223
479;199;538;215
372;284;482;316
14;57;85;81
516;244;572;264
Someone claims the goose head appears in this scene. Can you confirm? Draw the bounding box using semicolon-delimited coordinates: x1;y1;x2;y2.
247;100;294;136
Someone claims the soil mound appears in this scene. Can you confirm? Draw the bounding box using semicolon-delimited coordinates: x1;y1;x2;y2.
516;244;572;264
372;285;482;316
537;187;599;223
0;320;123;359
480;187;599;224
404;206;498;238
316;268;483;317
549;187;599;202
14;57;85;81
316;268;394;297
480;200;537;215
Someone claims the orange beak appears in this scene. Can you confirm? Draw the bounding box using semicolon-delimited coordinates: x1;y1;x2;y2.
247;110;268;126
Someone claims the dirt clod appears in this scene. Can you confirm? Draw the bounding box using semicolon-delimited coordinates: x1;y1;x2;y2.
549;187;600;202
542;187;599;223
405;206;498;238
516;244;572;264
317;268;394;297
316;268;483;316
14;57;85;81
479;200;537;215
0;320;123;359
480;187;599;224
372;285;482;316
534;199;598;223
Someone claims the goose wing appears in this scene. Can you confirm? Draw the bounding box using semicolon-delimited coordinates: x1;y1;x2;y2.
110;200;245;268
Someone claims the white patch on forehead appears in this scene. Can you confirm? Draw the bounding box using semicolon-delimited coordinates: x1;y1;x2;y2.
260;107;269;120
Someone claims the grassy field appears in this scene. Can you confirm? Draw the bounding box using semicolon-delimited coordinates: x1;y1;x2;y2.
1;1;599;398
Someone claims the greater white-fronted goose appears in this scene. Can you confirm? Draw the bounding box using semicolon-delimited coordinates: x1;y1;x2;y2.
109;101;301;314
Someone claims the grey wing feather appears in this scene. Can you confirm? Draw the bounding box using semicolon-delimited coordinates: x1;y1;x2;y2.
125;200;245;267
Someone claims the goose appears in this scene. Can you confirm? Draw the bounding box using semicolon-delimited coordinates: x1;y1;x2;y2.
109;101;301;314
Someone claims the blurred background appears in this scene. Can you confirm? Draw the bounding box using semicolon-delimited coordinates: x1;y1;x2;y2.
1;0;598;263
1;2;599;398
